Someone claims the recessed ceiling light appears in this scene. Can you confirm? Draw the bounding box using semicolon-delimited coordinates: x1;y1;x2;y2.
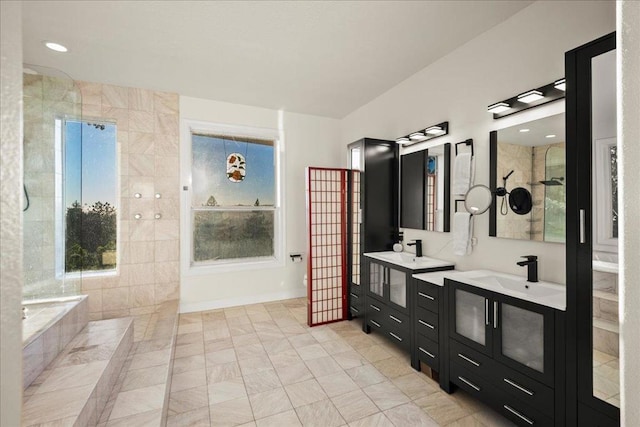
546;134;556;138
554;78;566;91
425;126;444;135
44;41;68;52
519;129;530;133
487;102;510;114
409;132;426;140
517;90;544;104
396;137;411;145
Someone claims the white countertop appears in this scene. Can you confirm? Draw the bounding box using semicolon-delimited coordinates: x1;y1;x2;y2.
415;269;566;311
364;251;455;271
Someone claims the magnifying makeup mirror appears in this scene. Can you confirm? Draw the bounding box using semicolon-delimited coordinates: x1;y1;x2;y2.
464;185;493;215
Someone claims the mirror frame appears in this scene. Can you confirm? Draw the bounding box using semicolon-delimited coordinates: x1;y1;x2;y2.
400;143;451;232
489;131;499;236
463;184;493;215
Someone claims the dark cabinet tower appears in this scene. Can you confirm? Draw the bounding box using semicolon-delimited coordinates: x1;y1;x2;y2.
347;139;398;319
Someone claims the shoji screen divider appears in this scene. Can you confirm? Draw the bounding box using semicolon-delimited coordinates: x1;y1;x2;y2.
305;167;351;327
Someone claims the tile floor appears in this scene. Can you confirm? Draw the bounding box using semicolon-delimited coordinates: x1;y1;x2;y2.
163;298;515;427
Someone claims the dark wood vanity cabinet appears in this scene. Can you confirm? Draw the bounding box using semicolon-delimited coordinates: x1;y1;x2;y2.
447;279;566;426
411;279;444;376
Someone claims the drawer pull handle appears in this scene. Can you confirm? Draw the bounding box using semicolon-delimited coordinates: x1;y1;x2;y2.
351;307;359;313
458;376;481;392
389;315;402;323
457;353;480;367
503;405;534;425
350;293;359;298
419;347;435;358
418;292;435;301
418;319;435;329
389;332;403;342
504;378;534;396
370;320;381;328
370;305;381;311
493;301;499;329
485;299;489;325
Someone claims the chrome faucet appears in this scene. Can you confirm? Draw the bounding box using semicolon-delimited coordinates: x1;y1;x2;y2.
517;255;538;282
407;239;423;257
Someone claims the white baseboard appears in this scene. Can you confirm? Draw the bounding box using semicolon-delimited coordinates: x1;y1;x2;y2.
179;288;307;313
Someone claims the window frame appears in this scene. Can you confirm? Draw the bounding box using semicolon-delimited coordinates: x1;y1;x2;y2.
181;119;285;275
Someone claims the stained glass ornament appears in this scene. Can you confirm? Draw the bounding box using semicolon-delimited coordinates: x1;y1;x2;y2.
227;153;246;182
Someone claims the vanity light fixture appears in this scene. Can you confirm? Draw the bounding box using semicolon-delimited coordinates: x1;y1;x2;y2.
519;129;530;133
44;41;68;52
488;102;510;114
546;134;556;138
396;121;449;147
488;78;566;119
517;90;544;104
425;125;445;135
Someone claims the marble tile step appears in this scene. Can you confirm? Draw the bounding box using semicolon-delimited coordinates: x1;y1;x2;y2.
22;317;134;427
593;290;619;323
593;318;619;358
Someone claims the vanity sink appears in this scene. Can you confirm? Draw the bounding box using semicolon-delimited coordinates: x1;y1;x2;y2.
364;251;455;271
470;275;564;298
445;269;566;310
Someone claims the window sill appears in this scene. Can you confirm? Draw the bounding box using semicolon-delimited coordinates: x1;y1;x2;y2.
185;256;285;276
63;269;118;280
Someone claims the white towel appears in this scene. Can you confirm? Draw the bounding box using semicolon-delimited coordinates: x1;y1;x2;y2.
453;212;472;256
453;152;472;195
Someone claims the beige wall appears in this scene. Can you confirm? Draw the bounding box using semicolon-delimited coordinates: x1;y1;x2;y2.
76;82;181;320
0;1;24;424
619;1;640;424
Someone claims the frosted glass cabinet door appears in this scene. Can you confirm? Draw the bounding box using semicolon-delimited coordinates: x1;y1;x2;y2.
369;262;384;298
388;268;406;308
455;289;486;346
500;303;545;373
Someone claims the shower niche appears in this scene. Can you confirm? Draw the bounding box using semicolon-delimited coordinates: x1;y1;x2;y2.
489;113;566;242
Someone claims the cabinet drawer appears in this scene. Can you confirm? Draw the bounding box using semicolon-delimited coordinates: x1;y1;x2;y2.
450;339;496;381
386;324;410;350
367;316;384;332
349;304;362;316
385;305;409;331
496;388;554;427
416;333;439;369
416;282;439;313
450;362;498;407
415;307;438;342
496;365;554;417
350;283;362;296
367;302;386;328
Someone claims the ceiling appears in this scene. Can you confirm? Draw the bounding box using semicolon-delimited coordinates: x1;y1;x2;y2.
498;112;565;147
22;1;532;118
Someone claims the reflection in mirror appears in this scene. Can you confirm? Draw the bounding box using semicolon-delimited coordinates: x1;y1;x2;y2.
425;144;449;231
464;185;492;215
400;143;450;232
490;113;565;242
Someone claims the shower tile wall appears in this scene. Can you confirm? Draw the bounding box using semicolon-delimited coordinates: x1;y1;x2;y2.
76;81;180;320
531;142;565;242
22;74;82;299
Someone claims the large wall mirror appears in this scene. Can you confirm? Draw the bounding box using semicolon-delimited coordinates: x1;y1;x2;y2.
400;143;451;232
489;113;565;242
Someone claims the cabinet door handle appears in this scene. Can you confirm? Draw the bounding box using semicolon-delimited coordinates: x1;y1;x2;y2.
580;209;586;244
485;299;489;326
419;347;435;358
418;319;435;329
370;304;381;311
504;378;534;396
503;405;534;425
350;293;359;298
389;315;402;324
370;320;381;328
389;332;403;342
457;353;480;367
458;376;481;392
418;292;435;301
493;301;499;329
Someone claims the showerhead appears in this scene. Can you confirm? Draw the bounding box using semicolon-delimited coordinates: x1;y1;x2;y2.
539;177;564;186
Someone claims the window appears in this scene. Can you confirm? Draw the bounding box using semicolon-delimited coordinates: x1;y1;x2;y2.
186;122;282;270
593;137;618;252
62;119;118;273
